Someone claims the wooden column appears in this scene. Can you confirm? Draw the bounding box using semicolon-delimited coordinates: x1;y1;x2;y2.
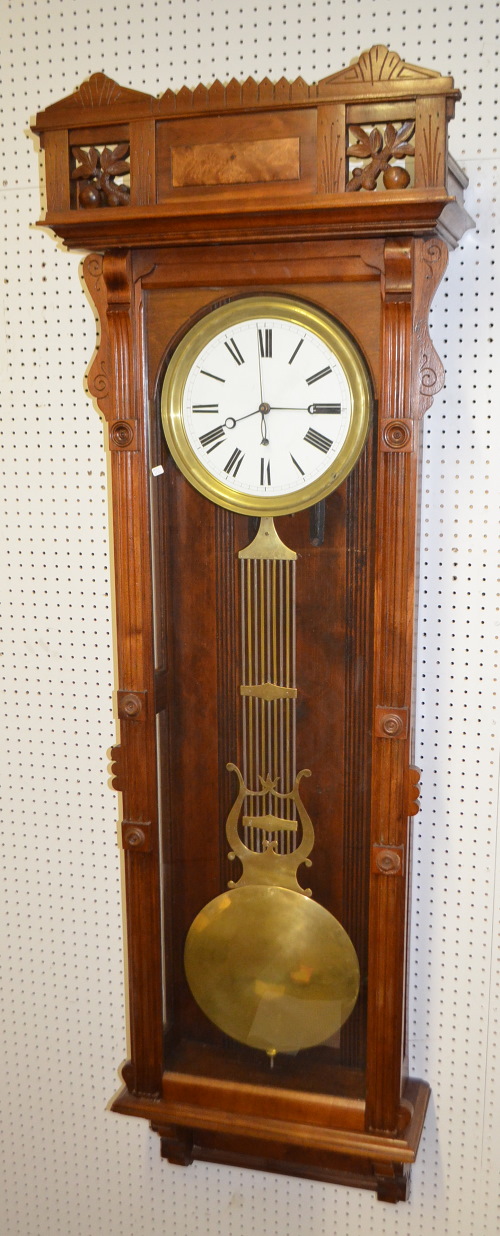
365;239;415;1134
84;252;164;1097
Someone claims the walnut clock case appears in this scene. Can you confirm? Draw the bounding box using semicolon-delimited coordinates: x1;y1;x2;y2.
33;46;472;1203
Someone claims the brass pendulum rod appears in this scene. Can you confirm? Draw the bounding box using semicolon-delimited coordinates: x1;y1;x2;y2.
239;518;297;854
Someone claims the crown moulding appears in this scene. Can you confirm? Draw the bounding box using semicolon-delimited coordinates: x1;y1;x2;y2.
32;44;472;254
33;45;459;132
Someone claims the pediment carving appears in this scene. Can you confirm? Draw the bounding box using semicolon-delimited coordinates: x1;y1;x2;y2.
319;44;445;88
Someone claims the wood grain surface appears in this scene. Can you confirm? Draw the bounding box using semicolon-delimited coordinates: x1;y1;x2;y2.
39;48;471;1200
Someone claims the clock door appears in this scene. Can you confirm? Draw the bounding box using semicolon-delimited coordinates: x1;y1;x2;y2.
145;274;378;1097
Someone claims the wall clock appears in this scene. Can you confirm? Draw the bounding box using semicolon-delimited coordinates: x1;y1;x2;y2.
161;294;371;514
32;45;472;1202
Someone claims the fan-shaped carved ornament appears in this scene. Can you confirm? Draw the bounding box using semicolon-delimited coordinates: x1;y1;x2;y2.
319;44;444;87
42;71;155;113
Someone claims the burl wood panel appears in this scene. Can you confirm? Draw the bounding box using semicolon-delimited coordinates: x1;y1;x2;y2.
156;110;316;202
171;137;300;188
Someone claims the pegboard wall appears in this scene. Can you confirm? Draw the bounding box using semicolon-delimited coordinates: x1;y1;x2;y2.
0;2;498;1234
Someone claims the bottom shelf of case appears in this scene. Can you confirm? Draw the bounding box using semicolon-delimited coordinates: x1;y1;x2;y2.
158;1127;412;1203
111;1072;429;1203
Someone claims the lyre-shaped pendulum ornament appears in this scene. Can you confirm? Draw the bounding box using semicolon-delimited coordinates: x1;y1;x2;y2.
184;518;360;1058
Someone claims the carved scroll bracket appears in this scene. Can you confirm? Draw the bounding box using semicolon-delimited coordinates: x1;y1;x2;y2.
83;253;111;417
102;249;133;303
383;239;412;303
411;237;448;417
83;250;136;431
375;240;414;459
98;251;136;430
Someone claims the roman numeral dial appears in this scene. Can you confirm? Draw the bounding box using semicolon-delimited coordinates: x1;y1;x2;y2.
199;425;225;452
258;328;272;358
161;295;371;516
306;366;332;386
304;427;333;454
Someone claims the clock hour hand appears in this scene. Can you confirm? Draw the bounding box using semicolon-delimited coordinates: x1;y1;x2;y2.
308;403;341;415
266;404;342;414
224;401;271;431
224;409;260;429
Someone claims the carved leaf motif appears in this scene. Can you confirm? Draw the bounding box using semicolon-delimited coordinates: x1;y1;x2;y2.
71;143;130;207
347;120;415;191
100;143;130;175
369;128;383;154
71;145;99;178
347;125;374;158
390;120;416;156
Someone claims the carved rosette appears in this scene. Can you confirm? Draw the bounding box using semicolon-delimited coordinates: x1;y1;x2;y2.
381;419;413;452
122;821;152;853
375;707;409;739
117;690;147;720
372;844;405;877
109;419;137;450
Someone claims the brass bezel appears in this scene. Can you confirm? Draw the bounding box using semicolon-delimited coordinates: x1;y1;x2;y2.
160;295;372;516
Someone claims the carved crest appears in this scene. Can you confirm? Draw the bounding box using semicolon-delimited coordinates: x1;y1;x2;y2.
319;44;444;88
41;71;154;114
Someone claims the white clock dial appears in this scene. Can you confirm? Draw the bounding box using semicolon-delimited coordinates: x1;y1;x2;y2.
161;296;371;516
